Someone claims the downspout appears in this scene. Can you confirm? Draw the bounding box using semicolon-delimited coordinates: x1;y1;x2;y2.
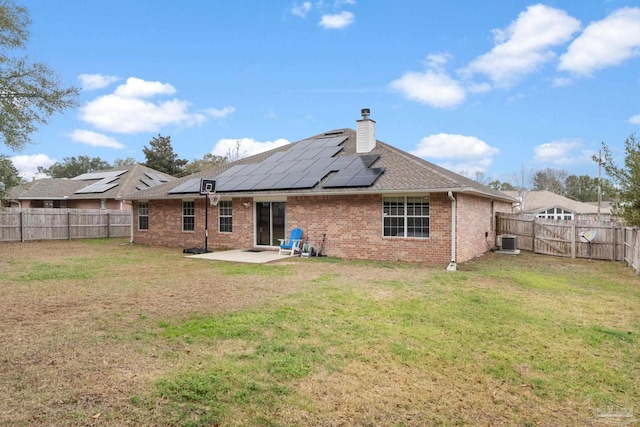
446;191;457;271
129;201;134;244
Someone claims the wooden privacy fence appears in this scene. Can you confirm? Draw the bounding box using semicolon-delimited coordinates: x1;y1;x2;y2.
0;208;131;242
496;213;640;273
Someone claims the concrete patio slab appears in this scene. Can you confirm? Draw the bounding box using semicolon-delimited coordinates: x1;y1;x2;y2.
186;249;295;264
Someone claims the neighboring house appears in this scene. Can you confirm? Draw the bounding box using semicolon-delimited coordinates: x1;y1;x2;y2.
126;110;515;266
503;190;613;221
7;164;174;210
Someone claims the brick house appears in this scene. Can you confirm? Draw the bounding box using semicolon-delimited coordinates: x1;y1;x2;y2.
127;110;515;266
7;164;173;210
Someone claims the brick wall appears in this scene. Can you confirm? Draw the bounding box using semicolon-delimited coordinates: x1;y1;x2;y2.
132;193;512;265
133;197;254;249
454;193;512;262
285;193;452;264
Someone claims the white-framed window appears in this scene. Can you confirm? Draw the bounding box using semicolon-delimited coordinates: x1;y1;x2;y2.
182;201;195;232
383;195;430;238
138;202;149;230
536;207;574;220
100;199;107;210
218;200;232;233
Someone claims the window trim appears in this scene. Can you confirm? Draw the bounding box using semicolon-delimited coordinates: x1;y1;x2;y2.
382;195;430;238
218;200;233;233
138;202;149;231
535;206;574;221
182;200;195;232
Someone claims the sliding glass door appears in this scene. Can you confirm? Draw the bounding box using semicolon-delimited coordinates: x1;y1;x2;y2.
255;202;286;246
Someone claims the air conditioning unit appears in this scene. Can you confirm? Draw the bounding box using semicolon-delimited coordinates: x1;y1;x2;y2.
498;235;517;251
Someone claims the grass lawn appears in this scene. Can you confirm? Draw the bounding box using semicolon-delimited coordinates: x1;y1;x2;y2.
0;239;638;426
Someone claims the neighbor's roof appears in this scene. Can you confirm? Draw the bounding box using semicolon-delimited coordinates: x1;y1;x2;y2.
7;164;175;201
502;190;611;214
126;128;515;202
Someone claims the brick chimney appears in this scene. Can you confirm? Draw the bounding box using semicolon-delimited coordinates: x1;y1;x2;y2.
356;108;376;153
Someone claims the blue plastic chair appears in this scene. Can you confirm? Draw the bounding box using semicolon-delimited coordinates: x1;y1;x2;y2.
278;228;303;256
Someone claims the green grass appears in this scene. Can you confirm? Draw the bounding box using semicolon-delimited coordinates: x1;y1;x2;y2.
2;240;638;426
18;260;98;281
146;256;639;425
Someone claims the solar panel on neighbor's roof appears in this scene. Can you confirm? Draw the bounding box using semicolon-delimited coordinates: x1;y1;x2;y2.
74;170;128;194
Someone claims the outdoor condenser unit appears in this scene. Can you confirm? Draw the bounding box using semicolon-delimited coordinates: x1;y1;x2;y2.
499;235;517;251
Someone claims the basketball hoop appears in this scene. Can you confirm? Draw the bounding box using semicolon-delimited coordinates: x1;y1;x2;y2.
208;192;221;206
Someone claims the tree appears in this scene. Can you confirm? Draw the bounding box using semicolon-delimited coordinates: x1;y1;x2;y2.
532;168;567;195
182;153;227;176
113;157;138;167
142;134;187;177
44;155;111;178
488;180;516;191
0;1;79;151
225;139;246;162
564;174;615;202
0;154;21;203
598;134;640;225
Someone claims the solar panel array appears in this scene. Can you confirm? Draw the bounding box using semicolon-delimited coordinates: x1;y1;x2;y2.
168;134;385;194
168;178;200;194
136;172;171;191
74;170;128;194
71;170;127;181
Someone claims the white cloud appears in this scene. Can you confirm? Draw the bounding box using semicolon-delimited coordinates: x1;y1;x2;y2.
412;133;499;159
319;11;354;29
533;139;583;165
81;95;205;133
628;114;640;125
390;70;465;108
79;77;227;134
437;159;495;177
465;81;492;94
10;154;56;180
462;4;581;87
67;129;125;149
291;1;311;18
78;74;119;90
425;52;452;71
211;138;290;159
113;77;176;98
551;77;573;87
559;7;640;76
206;106;236;118
411;133;499;174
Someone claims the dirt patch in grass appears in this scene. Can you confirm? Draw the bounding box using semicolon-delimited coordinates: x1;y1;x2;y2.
1;240;638;426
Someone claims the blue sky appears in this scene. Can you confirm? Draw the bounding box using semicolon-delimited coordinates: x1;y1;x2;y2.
8;0;640;183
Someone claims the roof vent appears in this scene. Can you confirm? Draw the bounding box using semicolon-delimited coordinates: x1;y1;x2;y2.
356;108;376;153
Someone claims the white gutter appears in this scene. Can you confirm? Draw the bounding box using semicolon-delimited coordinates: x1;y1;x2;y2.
446;191;457;272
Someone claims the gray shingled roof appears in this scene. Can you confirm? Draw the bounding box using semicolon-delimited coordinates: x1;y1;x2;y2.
126;128;516;202
7;164;174;201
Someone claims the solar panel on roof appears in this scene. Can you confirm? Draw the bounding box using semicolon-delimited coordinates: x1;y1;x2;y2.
72;170;126;181
145;172;170;183
324;167;385;188
166;131;381;193
168;178;201;194
75;182;119;194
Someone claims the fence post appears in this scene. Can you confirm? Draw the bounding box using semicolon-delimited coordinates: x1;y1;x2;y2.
20;210;24;242
107;212;110;238
571;224;576;258
532;217;536;254
68;211;71;240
